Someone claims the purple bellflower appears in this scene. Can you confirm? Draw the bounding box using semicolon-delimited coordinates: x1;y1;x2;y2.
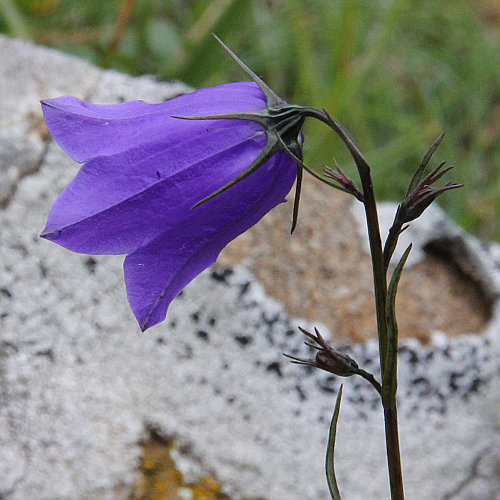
41;37;309;331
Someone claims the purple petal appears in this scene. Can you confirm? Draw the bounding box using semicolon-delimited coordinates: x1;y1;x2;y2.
41;82;266;163
123;151;296;330
41;118;267;254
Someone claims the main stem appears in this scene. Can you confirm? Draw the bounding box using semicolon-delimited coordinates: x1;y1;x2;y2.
359;165;405;500
301;108;405;498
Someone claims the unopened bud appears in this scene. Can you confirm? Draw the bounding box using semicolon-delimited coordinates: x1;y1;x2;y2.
315;350;359;377
284;327;360;377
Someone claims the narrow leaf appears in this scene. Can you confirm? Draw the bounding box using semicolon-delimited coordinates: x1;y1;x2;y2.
383;244;412;395
326;385;343;500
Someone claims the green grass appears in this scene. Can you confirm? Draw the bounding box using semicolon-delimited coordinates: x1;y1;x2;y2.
2;0;499;238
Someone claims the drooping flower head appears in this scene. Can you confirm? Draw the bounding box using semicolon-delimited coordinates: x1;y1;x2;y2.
41;37;312;330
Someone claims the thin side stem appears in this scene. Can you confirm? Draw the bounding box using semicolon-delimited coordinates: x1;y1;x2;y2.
357;368;382;395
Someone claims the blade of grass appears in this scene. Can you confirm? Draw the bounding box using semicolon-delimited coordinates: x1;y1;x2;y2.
179;0;250;85
326;385;343;500
0;0;30;39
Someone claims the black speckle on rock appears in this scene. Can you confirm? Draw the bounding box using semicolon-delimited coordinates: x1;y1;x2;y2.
197;330;209;341
35;348;54;361
190;312;200;323
362;356;374;367
0;288;12;299
398;345;419;364
467;377;483;396
285;328;295;337
179;344;193;360
347;394;366;405
12;243;28;257
226;396;235;404
169;320;177;328
261;312;280;328
208;316;216;326
84;257;97;274
266;361;283;377
38;261;48;278
264;331;275;346
239;281;250;297
211;268;233;283
295;385;307;401
318;375;337;394
234;334;253;347
411;376;431;396
1;312;9;319
441;346;451;359
156;337;166;345
0;341;18;355
448;371;464;391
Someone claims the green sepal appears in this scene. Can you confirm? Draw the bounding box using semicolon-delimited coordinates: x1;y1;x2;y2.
190;139;279;208
326;385;343;500
405;133;444;198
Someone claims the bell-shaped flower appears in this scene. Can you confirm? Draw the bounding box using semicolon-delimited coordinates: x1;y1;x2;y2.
40;38;308;331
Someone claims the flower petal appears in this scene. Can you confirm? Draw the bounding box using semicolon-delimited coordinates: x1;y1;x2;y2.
41;82;266;163
123;151;296;330
41;119;267;254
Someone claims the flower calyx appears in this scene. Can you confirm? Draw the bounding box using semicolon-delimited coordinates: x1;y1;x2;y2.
284;327;360;377
173;35;317;232
398;133;463;224
324;162;364;202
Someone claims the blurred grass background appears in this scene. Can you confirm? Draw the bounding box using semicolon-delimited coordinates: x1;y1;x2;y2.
1;0;499;239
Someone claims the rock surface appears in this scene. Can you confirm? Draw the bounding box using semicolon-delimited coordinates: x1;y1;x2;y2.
1;35;500;500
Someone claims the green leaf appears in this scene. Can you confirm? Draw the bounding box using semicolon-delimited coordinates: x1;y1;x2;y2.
326;385;343;500
383;244;412;397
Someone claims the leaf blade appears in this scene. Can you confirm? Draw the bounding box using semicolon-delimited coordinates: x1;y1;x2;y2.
326;385;343;500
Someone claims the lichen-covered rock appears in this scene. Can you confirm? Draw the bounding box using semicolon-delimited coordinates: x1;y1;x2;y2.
0;35;499;500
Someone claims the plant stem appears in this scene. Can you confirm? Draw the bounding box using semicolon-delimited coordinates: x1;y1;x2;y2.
384;405;404;499
356;146;405;500
358;156;405;500
308;108;405;499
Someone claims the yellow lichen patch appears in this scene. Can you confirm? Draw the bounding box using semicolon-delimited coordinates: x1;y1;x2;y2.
130;427;230;500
